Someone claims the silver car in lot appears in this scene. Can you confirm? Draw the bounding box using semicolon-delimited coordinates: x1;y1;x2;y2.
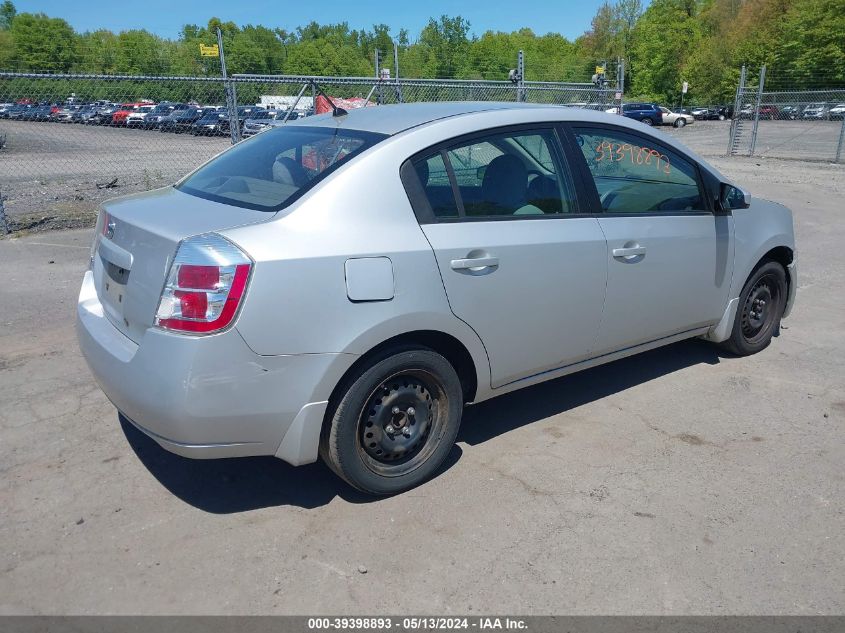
77;102;797;495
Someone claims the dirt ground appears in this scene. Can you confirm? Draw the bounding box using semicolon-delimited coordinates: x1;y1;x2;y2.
0;152;843;614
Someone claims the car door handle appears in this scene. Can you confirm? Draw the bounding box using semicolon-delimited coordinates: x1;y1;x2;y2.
450;256;499;270
612;246;646;258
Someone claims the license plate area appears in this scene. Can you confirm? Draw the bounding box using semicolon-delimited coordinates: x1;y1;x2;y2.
101;259;130;322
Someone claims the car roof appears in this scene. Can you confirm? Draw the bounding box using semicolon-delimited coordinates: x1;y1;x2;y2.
288;101;586;136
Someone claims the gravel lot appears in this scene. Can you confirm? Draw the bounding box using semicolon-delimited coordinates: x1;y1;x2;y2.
0;156;843;615
0;120;229;229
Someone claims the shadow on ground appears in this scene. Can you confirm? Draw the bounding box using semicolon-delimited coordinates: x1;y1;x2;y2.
123;339;724;513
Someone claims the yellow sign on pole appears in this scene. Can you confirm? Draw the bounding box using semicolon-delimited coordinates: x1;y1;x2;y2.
595;66;605;74
199;44;219;57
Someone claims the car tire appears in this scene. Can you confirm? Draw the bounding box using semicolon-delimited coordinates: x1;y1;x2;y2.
320;346;464;496
718;114;726;121
720;260;787;357
674;118;686;128
642;118;654;126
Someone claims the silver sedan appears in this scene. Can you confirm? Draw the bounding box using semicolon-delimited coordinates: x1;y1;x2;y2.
77;102;797;495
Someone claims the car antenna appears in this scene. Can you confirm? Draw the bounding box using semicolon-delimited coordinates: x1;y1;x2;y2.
311;80;348;117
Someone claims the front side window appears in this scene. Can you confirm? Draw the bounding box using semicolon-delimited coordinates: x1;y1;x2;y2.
410;128;578;220
178;126;386;211
573;127;705;213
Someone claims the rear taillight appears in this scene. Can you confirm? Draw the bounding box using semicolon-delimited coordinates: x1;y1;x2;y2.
155;234;252;335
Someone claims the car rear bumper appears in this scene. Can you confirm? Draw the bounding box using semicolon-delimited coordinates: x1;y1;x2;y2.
76;270;351;464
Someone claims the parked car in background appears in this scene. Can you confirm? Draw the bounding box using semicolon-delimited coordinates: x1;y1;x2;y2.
112;102;151;126
692;105;733;121
125;105;157;128
757;105;779;120
23;104;54;121
0;103;13;118
71;105;98;124
6;103;34;119
780;106;799;120
621;102;663;126
243;110;299;136
737;104;778;120
142;103;189;129
161;107;216;133
830;104;845;120
52;105;80;123
659;106;694;128
191;111;230;136
802;103;829;120
87;105;120;125
77;102;797;495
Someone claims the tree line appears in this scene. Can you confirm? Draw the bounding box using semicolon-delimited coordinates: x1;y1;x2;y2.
0;0;842;106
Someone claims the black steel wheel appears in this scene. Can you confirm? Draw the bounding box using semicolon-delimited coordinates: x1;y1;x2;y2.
721;260;787;356
320;346;463;495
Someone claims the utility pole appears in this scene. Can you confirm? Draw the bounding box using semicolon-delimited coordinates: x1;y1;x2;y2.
217;28;241;144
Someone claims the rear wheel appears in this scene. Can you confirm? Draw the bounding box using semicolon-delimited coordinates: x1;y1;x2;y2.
320;347;463;495
642;118;654;126
720;260;787;356
718;114;726;121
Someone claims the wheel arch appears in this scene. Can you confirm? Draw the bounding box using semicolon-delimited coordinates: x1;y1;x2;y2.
326;330;480;409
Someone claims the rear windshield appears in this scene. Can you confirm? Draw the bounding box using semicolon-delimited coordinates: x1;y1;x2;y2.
177;125;387;211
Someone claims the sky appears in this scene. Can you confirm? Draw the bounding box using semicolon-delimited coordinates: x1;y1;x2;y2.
13;0;643;41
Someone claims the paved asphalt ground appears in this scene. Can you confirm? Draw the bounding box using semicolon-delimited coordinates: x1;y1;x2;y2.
0;157;843;615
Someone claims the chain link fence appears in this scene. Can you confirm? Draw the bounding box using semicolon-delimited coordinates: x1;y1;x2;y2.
0;71;617;229
729;65;845;163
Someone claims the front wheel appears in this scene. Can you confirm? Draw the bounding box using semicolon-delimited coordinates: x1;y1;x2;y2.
674;118;686;128
720;260;787;356
320;347;463;495
718;114;726;121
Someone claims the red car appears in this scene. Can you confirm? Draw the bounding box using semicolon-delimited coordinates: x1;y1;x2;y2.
758;105;780;120
111;102;153;126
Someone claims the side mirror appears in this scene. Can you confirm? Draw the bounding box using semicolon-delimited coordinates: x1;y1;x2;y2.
720;183;750;211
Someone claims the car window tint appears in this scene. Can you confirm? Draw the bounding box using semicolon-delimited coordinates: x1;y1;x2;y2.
412;129;576;219
178;126;386;211
447;141;503;187
573;127;704;214
414;153;460;218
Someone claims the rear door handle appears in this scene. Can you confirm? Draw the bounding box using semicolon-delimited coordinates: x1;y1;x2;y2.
450;256;499;270
612;246;646;258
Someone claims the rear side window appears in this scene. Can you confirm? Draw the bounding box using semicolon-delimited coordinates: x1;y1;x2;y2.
572;127;705;214
177;126;386;211
406;128;578;221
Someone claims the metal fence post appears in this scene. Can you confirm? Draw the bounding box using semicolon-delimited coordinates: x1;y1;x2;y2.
394;42;403;103
749;64;766;157
517;50;526;102
217;28;241;144
618;58;625;113
728;65;747;156
0;186;9;235
836;115;845;163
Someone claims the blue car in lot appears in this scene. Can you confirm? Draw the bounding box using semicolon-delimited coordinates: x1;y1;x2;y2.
621;102;663;126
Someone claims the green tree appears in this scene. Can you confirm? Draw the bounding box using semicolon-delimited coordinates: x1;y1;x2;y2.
9;12;77;72
777;0;845;88
628;0;703;102
0;0;15;30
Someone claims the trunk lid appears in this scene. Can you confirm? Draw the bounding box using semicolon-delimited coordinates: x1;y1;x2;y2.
93;186;271;343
